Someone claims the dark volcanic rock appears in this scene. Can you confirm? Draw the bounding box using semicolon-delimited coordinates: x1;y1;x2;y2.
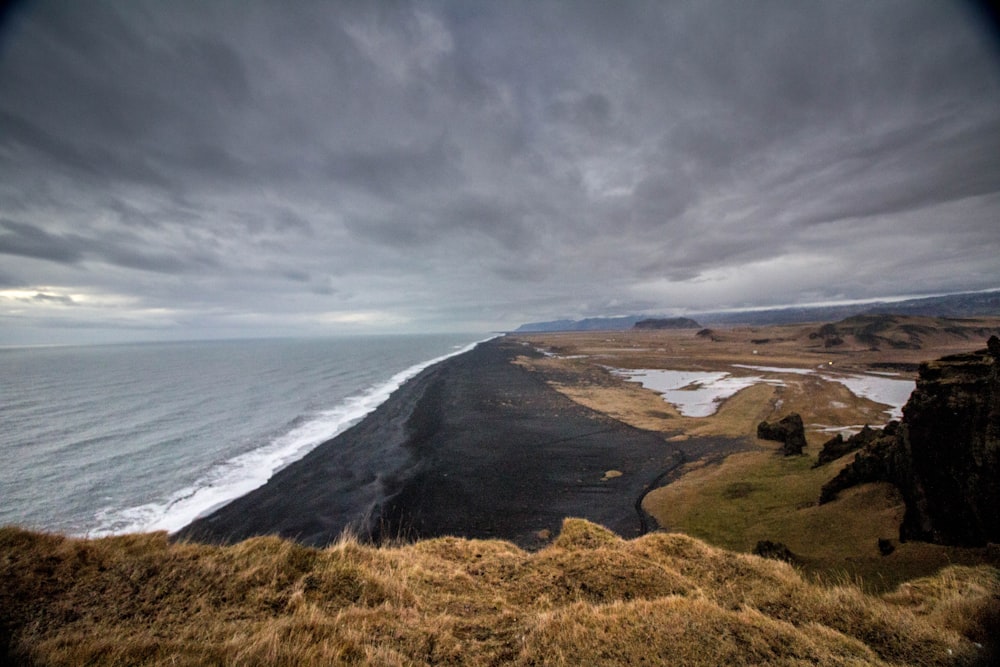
757;413;807;456
814;434;847;467
814;423;897;468
820;337;1000;546
878;538;896;556
752;540;798;563
633;317;701;330
896;339;1000;544
818;427;901;505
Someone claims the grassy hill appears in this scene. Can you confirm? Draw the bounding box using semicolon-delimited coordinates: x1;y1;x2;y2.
2;519;998;665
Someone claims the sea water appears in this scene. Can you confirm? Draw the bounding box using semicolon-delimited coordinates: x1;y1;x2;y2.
0;334;485;536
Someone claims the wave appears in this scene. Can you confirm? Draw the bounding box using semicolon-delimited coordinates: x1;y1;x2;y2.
89;335;498;537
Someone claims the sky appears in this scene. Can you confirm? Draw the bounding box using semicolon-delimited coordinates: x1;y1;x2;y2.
1;1;999;344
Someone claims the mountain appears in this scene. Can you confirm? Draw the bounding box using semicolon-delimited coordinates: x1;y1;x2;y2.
859;290;1000;318
514;315;646;332
513;290;1000;332
699;290;1000;326
806;314;1000;352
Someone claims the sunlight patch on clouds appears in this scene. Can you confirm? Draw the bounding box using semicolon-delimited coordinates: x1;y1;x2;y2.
0;287;137;308
0;289;75;305
316;311;410;326
0;287;186;329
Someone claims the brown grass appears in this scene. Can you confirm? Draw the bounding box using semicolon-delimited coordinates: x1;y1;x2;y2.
2;519;998;665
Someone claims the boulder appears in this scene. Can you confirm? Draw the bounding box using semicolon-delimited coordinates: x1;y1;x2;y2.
877;538;896;556
757;413;807;456
752;540;798;563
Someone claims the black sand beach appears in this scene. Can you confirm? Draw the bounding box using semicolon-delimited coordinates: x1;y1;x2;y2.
178;337;741;548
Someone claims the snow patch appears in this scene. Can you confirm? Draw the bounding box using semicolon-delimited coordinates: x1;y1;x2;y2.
612;368;783;417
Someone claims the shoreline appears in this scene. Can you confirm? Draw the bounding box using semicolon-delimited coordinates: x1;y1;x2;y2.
177;337;745;548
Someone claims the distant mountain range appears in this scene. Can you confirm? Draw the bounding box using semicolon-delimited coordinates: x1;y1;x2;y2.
513;316;647;332
512;289;1000;332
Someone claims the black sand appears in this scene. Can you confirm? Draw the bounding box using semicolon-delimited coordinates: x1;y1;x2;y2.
178;337;742;548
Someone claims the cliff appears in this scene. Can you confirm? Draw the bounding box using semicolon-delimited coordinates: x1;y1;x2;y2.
820;336;1000;546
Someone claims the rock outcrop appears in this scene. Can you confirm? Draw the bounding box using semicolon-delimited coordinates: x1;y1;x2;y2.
814;423;897;468
757;413;807;456
818;427;901;504
820;337;1000;546
752;540;798;563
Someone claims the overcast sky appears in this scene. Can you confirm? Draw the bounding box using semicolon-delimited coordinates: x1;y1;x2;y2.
1;1;999;344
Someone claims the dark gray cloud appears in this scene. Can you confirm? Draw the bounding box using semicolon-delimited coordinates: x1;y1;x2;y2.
0;218;219;274
0;0;998;343
0;219;85;263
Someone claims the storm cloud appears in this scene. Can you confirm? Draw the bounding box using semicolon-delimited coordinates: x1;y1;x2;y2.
0;0;998;343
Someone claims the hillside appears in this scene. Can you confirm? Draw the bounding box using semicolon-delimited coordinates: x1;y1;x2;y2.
2;519;998;665
806;314;1000;353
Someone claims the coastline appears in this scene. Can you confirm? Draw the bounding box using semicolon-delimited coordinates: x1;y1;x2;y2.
177;337;742;548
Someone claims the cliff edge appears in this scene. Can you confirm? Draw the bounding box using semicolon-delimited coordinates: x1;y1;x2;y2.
821;336;1000;546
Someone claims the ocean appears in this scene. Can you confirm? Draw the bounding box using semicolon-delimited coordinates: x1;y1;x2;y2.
0;333;486;537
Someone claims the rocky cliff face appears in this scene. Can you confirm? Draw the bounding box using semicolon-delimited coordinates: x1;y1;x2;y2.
820;337;1000;546
814;424;895;468
757;413;807;456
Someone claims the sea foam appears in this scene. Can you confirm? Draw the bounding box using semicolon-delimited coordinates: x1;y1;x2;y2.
90;336;495;536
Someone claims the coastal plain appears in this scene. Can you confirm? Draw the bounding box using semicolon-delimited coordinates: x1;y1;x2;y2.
511;315;1000;589
5;315;1000;665
178;315;1000;588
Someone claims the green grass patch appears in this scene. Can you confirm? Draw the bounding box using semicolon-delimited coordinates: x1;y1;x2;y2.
644;447;1000;592
645;448;833;552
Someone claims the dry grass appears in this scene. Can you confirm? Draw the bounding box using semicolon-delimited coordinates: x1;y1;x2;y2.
3;519;998;665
